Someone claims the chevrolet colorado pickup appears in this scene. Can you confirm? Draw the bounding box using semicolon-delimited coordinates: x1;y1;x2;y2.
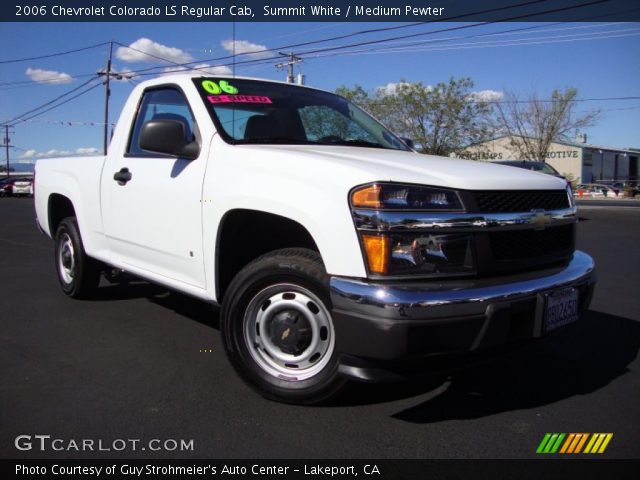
34;75;595;403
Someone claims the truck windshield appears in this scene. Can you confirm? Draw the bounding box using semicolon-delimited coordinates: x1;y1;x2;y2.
192;78;410;151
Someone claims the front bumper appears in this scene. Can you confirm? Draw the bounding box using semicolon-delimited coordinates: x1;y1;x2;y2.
330;250;595;381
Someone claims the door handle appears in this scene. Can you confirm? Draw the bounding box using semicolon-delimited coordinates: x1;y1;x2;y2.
113;167;132;185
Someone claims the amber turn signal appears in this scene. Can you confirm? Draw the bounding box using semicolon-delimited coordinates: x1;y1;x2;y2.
351;184;382;208
362;235;389;274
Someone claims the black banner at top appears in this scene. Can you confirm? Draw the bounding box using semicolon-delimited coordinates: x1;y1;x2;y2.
3;0;640;22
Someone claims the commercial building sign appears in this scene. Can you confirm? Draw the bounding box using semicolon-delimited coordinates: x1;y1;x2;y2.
545;150;580;159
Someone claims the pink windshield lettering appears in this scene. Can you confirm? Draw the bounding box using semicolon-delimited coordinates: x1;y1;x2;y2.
207;95;273;104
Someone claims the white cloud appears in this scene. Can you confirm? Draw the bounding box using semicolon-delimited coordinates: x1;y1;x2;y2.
25;67;73;84
44;149;71;157
221;40;273;59
20;149;37;158
375;82;413;96
75;147;100;155
16;159;35;164
19;148;100;159
468;89;504;102
162;63;232;76
115;38;193;64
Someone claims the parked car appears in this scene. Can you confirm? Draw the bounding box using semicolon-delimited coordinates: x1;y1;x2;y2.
11;178;33;197
0;177;13;196
493;160;565;178
574;183;619;198
0;176;33;197
34;75;595;404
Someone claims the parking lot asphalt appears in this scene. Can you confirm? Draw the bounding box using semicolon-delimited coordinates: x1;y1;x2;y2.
1;197;639;459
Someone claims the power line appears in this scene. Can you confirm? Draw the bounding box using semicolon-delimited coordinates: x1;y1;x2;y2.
0;41;109;64
1;76;99;126
112;41;192;69
0;1;625;88
121;0;557;77
272;0;610;60
316;21;632;54
0;0;624;125
0;9;556;88
0;72;98;89
3;78;99;125
131;0;611;79
6;81;102;127
356;96;640;107
305;26;640;59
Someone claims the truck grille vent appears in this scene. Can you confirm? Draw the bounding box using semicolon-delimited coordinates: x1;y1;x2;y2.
473;190;569;213
489;224;574;261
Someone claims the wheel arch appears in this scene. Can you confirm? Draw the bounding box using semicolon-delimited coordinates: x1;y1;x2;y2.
215;209;320;302
48;193;76;236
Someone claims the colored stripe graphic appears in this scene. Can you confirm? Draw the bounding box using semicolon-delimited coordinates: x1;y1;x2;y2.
536;433;565;454
536;433;552;453
584;433;614;454
538;433;613;454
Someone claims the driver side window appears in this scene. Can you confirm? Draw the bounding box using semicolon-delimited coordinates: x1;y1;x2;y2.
127;87;197;156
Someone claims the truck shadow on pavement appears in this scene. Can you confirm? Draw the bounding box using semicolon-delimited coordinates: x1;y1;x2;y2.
87;280;639;417
385;310;640;422
90;278;220;328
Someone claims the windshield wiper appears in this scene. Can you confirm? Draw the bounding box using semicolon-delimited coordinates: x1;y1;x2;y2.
318;138;389;149
236;137;314;145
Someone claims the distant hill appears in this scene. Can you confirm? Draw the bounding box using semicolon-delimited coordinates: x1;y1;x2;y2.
1;163;35;174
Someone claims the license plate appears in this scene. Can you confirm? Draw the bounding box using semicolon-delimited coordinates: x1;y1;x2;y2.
545;287;579;332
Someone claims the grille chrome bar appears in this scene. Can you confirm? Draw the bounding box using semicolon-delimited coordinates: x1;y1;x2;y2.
352;207;577;232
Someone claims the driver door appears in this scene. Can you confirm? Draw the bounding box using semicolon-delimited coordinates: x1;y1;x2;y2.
102;86;207;289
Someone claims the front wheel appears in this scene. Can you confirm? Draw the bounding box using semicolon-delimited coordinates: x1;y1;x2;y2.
221;248;345;404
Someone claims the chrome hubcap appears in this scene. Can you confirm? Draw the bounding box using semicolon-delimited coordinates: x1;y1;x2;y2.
244;284;335;381
58;233;75;284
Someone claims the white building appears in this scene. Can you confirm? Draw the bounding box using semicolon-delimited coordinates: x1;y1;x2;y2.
457;135;639;184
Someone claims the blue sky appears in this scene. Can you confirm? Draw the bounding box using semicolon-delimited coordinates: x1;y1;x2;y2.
1;21;639;166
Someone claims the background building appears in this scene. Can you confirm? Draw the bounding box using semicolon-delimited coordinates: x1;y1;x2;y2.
458;135;639;184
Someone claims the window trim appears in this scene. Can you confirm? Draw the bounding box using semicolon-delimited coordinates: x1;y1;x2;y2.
124;83;200;159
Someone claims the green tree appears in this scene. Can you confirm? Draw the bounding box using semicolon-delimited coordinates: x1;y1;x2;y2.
336;78;494;156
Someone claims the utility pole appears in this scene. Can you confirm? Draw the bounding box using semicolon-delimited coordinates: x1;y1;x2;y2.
4;125;10;178
100;41;113;155
275;52;302;84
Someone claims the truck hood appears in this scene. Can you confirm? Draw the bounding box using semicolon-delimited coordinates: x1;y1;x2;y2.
233;144;567;191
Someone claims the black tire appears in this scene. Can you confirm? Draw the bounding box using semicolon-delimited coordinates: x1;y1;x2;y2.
221;248;346;404
54;217;101;299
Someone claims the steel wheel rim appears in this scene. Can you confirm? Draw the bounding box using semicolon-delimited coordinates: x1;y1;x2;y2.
243;283;335;381
58;233;75;285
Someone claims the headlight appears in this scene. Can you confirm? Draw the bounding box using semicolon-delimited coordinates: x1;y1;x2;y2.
350;183;463;211
361;233;476;276
351;183;471;277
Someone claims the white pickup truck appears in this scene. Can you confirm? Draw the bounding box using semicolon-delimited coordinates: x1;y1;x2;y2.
35;75;595;403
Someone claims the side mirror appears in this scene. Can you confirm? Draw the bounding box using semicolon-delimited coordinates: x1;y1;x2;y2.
139;119;199;160
400;137;415;150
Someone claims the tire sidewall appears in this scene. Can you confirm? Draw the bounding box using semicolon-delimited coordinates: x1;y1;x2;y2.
54;218;93;297
222;251;343;403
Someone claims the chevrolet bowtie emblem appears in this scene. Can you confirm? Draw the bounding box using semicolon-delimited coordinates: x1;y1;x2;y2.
281;328;290;340
531;210;552;230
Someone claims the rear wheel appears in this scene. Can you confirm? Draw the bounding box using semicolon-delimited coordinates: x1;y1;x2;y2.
221;248;345;404
54;217;101;298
